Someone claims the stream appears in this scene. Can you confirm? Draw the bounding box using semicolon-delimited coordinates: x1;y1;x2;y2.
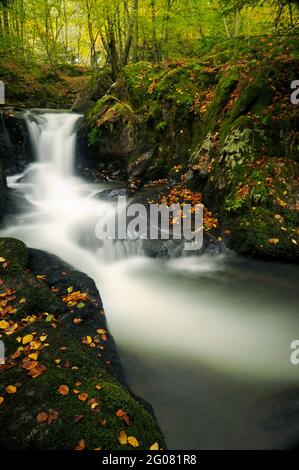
1;111;299;449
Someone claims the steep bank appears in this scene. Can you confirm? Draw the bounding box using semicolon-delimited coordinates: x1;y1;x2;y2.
0;238;164;450
81;36;299;262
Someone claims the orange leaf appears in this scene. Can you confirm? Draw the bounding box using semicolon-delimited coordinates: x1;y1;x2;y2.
75;439;86;451
58;385;69;396
6;385;17;394
78;392;88;402
118;431;127;445
36;412;49;424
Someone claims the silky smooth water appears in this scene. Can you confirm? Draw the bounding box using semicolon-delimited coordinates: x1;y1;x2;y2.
1;112;299;449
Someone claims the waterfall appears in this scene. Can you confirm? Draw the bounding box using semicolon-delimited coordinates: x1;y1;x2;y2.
1;111;299;386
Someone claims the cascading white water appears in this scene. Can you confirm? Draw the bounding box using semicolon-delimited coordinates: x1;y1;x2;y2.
1;110;299;380
2;111;299;448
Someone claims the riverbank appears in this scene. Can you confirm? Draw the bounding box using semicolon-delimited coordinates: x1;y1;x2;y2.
0;238;165;450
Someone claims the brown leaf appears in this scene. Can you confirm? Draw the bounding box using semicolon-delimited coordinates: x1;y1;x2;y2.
36;412;49;424
48;409;59;424
75;439;86;451
74;414;84;423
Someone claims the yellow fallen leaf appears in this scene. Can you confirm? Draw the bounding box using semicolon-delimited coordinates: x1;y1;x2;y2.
128;436;139;447
23;334;33;345
150;442;159;450
28;353;38;361
86;336;92;345
118;431;127;445
0;397;4;405
67;287;73;294
40;335;47;342
0;320;9;330
6;385;17;394
268;238;279;245
291;239;298;245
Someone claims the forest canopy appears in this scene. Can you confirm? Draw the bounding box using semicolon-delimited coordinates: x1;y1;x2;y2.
0;0;299;75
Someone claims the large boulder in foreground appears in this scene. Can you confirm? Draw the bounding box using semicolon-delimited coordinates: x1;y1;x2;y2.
0;238;164;450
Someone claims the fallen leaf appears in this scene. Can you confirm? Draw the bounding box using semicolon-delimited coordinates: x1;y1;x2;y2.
74;414;84;423
128;436;139;447
58;385;69;396
0;397;4;405
78;392;88;402
75;439;85;451
118;431;127;445
150;442;159;450
0;320;9;330
48;409;59;424
36;412;49;424
23;334;34;345
268;238;279;245
28;364;46;378
6;385;17;394
28;353;38;361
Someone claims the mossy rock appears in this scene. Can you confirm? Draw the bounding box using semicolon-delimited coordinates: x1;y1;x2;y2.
0;238;28;272
224;207;299;262
0;239;165;450
0;323;164;450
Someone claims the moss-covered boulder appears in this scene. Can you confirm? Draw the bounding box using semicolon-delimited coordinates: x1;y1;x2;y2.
77;35;299;261
0;238;165;450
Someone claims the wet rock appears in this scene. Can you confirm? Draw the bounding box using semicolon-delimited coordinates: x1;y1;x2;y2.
99;187;129;201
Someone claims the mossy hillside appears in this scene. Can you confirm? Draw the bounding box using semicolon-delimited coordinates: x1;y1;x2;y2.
0;238;165;450
0;59;90;108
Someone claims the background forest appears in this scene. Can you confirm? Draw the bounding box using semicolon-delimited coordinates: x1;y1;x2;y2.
1;0;299;76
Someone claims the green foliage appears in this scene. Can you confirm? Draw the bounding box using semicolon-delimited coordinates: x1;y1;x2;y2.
87;127;102;147
155;120;168;132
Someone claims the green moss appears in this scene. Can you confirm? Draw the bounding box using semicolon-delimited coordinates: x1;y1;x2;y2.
0;238;28;271
0;323;164;450
224;207;299;261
